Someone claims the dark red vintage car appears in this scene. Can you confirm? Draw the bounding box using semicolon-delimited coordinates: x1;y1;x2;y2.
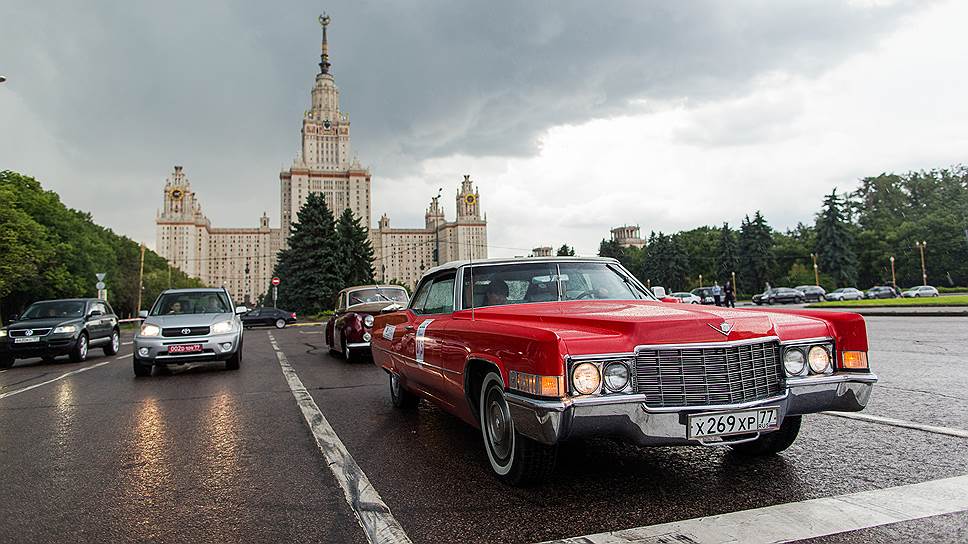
371;257;877;485
324;285;409;362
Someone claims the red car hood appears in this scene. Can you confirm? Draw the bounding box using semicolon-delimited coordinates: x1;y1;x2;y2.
456;300;831;355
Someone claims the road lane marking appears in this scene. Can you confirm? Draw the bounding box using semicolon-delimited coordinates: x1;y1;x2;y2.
540;474;968;544
824;411;968;439
115;353;132;360
0;361;113;401
122;341;133;345
267;332;412;544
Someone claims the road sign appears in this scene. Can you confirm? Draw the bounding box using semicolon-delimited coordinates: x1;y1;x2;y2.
95;273;106;281
271;277;281;286
95;281;106;290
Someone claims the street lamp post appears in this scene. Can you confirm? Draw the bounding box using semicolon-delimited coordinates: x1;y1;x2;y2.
698;274;703;288
433;188;442;266
810;253;820;286
889;256;896;290
915;241;927;285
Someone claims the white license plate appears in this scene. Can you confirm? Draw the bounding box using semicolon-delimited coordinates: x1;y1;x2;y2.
13;337;41;344
688;407;779;439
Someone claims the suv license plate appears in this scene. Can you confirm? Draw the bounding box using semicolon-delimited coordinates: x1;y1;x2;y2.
688;407;779;439
168;344;202;354
14;337;41;344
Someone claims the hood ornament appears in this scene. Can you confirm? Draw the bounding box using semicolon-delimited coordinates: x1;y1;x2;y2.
709;322;733;336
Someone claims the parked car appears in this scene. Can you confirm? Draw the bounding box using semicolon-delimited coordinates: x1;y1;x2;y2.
133;287;244;377
0;298;120;368
866;286;898;299
325;285;410;362
752;287;804;305
671;292;702;304
371;257;876;485
690;287;715;304
826;287;865;301
242;307;296;329
902;285;939;298
794;285;827;302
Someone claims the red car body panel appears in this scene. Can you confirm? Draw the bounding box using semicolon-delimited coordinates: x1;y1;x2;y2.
371;299;869;427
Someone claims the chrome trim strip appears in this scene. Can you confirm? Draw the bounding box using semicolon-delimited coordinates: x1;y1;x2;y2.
346;342;370;349
633;336;781;352
786;373;878;387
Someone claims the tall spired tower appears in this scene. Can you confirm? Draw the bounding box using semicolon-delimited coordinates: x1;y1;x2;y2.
280;14;371;233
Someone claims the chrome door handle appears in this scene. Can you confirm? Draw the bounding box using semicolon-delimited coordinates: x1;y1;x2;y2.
404;325;415;331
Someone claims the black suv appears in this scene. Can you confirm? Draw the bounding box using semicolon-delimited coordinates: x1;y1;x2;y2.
0;298;120;368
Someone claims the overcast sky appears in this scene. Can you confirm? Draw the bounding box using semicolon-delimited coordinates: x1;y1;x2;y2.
2;0;966;257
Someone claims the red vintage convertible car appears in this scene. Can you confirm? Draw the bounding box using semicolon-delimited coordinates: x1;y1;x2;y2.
324;285;409;362
371;257;877;485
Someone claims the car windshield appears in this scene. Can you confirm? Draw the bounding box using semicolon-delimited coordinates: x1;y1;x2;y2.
461;261;652;309
150;292;231;316
347;287;409;306
20;301;86;320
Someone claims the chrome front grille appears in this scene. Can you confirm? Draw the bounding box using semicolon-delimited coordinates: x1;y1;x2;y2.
162;326;211;338
634;340;783;407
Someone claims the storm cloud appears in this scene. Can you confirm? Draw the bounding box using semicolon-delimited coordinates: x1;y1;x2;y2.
0;0;952;252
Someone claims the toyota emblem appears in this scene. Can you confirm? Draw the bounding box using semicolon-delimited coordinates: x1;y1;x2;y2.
181;328;192;335
25;329;34;336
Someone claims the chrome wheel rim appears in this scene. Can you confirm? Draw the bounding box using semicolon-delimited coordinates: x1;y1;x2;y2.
390;374;401;399
484;387;512;462
79;336;88;359
276;319;285;328
112;333;120;351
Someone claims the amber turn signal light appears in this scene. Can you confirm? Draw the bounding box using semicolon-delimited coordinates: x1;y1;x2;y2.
508;370;563;397
841;351;869;369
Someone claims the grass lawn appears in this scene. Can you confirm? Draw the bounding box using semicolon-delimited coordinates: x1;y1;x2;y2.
809;295;968;308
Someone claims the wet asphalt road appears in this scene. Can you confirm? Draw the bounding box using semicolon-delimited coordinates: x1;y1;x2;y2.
1;316;966;543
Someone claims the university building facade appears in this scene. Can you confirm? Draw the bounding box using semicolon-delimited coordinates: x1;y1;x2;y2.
155;15;486;301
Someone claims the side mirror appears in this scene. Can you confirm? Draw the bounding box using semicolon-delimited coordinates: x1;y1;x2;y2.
652;286;667;298
89;310;103;318
138;310;149;319
235;306;247;315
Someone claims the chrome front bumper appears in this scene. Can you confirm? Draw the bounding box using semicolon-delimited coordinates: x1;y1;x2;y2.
506;373;877;446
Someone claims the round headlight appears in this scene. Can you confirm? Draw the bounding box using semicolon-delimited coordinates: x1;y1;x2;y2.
603;362;630;392
783;349;806;376
363;314;374;327
808;346;831;374
572;363;601;395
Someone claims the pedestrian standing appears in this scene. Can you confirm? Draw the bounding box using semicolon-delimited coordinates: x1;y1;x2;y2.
724;280;735;308
712;282;722;306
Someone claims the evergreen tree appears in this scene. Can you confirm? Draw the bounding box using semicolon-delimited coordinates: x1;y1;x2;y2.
598;238;625;260
717;222;738;283
336;208;375;286
557;244;576;256
738;212;775;293
666;234;689;291
815;188;857;287
274;193;342;314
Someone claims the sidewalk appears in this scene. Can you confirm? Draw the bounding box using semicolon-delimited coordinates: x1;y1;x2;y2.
736;302;968;317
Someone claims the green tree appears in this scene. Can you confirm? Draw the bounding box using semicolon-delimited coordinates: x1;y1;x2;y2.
738;211;775;293
556;244;576;256
815;188;857;287
335;208;375;286
717;222;738;284
274;193;342;314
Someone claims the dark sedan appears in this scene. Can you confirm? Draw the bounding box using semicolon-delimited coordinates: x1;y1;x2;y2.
795;285;827;302
241;308;297;329
752;287;805;305
866;286;898;299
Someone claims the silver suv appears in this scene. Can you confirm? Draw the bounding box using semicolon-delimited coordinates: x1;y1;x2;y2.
134;288;244;377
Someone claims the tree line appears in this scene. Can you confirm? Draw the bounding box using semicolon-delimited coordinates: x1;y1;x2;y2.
0;171;202;320
599;166;968;294
266;193;375;315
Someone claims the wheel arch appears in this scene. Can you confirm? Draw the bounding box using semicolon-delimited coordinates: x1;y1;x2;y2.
463;356;505;426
